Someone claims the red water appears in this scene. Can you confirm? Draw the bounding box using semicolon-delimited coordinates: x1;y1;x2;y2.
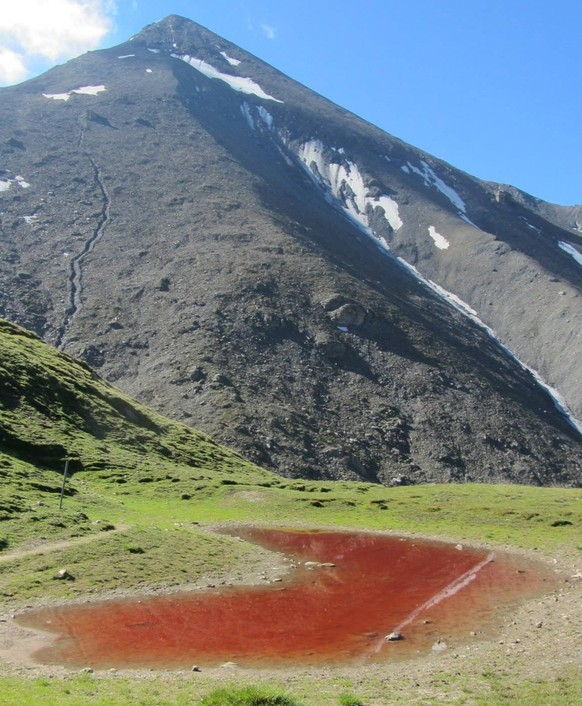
17;528;555;669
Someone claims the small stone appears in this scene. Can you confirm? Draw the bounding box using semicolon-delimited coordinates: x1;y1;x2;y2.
55;569;75;581
385;632;403;642
158;277;170;292
535;620;543;628
80;667;94;674
389;475;410;487
432;639;448;653
191;665;201;672
328;302;366;326
190;367;205;382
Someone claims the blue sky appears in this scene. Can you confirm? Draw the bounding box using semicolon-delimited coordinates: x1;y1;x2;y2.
1;1;580;205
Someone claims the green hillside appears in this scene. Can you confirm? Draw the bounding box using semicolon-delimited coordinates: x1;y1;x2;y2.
0;317;273;482
0;318;580;705
0;317;278;554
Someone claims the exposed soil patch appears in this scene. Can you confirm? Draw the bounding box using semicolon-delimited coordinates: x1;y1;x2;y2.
0;525;129;565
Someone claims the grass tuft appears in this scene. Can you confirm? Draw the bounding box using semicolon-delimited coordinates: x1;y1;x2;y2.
338;694;365;706
200;686;302;706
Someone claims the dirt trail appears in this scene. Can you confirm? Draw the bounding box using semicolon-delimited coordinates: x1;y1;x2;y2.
0;525;130;564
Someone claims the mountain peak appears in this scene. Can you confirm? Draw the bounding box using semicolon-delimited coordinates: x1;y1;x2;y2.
138;13;202;34
131;14;231;56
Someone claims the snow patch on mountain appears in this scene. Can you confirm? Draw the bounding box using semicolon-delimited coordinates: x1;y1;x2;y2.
220;51;241;66
172;54;284;103
397;258;479;321
520;216;540;232
147;48;161;54
428;226;450;250
404;160;478;226
0;174;30;191
377;195;403;231
22;215;38;224
240;103;274;131
460;214;478;228
42;92;72;101
118;54;135;59
240;102;255;130
257;106;274;129
75;86;107;96
296;140;403;234
559;241;582;267
43;85;106;101
407;160;466;212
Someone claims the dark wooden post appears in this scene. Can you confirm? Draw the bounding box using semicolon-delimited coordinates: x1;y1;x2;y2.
59;459;70;510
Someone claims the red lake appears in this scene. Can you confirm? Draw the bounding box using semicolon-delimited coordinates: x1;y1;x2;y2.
16;528;556;669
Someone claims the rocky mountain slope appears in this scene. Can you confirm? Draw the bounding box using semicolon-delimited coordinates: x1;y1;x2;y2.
0;15;581;485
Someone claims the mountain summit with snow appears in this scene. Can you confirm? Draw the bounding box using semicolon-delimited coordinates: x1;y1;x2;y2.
1;15;581;485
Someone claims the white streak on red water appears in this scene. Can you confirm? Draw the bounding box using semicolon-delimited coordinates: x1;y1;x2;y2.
366;552;495;658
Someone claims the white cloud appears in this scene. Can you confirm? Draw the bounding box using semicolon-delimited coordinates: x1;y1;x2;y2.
261;24;276;40
0;47;28;84
0;0;117;85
